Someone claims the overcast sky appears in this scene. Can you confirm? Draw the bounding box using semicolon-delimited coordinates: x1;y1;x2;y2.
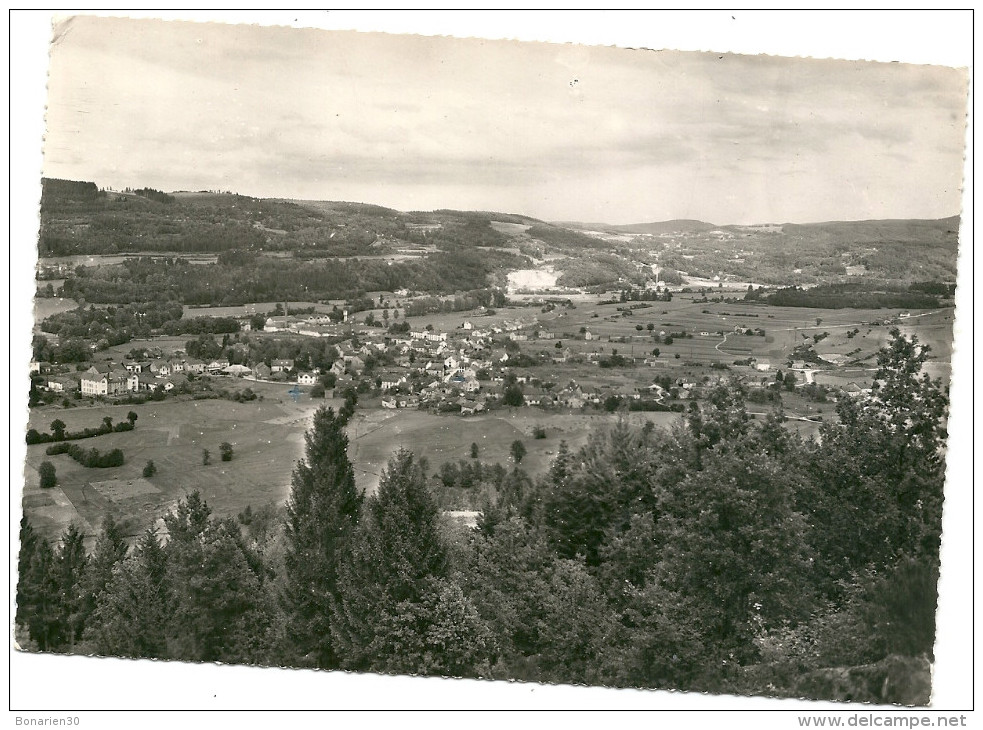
41;13;968;225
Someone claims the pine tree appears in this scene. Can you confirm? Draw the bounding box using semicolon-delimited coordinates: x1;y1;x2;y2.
365;449;447;602
798;329;949;596
136;527;168;588
92;493;280;664
457;516;556;666
656;448;815;664
282;406;363;668
542;420;663;565
77;514;129;637
165;518;272;663
685;380;751;465
15;516;39;632
333;448;448;671
55;522;88;649
18;523;90;652
86;529;169;659
458;515;617;684
164;490;212;543
370;577;496;679
20;537;62;651
329;512;388;670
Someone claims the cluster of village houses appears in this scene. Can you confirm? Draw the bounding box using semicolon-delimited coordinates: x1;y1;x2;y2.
32;309;861;413
33;311;655;412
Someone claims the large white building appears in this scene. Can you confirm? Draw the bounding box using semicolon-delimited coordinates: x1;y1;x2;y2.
80;372;130;396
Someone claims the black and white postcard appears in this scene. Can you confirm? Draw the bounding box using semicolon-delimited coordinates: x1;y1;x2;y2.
9;10;973;723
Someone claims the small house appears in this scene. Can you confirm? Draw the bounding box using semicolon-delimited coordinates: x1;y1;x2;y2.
150;360;171;377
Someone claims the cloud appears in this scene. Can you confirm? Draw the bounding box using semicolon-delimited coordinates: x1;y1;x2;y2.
41;15;968;224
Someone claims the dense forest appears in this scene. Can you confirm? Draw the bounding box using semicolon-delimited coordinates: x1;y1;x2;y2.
762;283;946;309
38;300;242;347
526;224;613;251
58;249;527;307
38;178;527;259
555;253;645;287
16;331;945;703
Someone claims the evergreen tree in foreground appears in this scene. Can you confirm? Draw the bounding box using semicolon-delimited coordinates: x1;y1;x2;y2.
16;521;88;652
19;537;60;651
55;522;88;650
85;529;170;659
282;406;363;668
332;448;452;672
77;514;129;637
16;516;39;630
165;515;276;664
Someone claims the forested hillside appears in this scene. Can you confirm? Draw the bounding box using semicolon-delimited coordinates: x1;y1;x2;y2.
59;249;526;306
38;179;959;297
38;178;533;258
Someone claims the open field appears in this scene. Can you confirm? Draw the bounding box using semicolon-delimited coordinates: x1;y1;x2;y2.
39;253;219;268
182;300;345;319
22;396;337;546
347;407;681;495
180;298;551;335
538;295;954;374
33;296;78;323
378;304;548;335
489;221;532;236
22;388;684;545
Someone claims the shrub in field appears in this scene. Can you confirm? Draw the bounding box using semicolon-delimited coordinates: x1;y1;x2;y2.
510;440;527;464
38;461;57;489
45;442;125;468
25;418;135;445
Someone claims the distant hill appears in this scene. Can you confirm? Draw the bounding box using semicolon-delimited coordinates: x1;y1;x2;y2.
777;217;961;242
36;179;960;284
610;219;718;235
280;202;545;226
286;199;404;218
556;217;960;241
171;190;257;204
36;179;543;260
547;220;613;231
654;215;960;286
554;219;718;235
426;209;544;225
